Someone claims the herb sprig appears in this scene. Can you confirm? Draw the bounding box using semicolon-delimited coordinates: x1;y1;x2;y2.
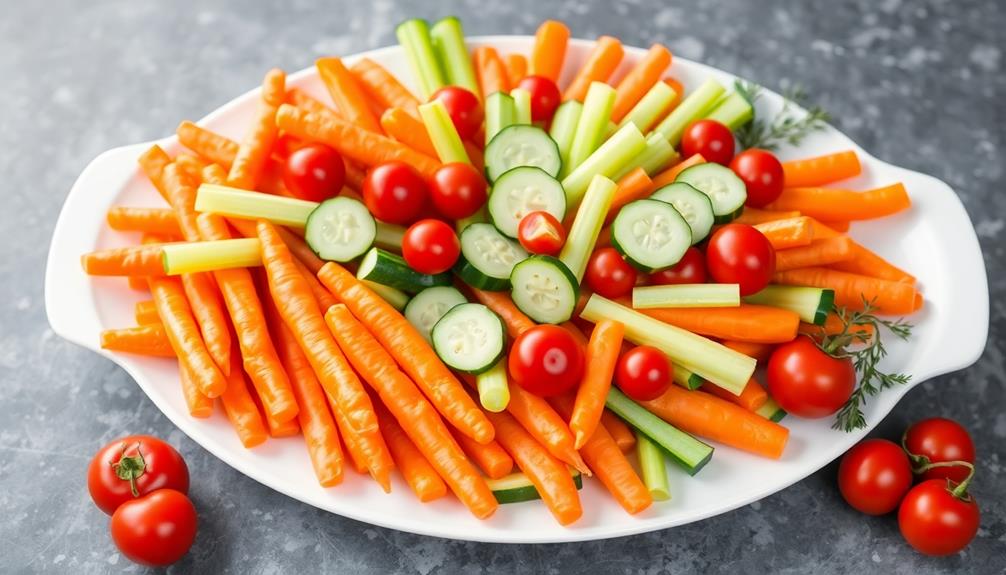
734;80;831;151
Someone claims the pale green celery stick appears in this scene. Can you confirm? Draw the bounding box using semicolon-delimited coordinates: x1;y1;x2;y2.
654;79;726;146
476;359;510;412
558;174;617;282
455;205;488;232
429;17;480;97
396;19;446;99
632;283;741;309
611;132;676;181
374;222;406;253
195;184;316;227
161;238;262;275
485;92;516;146
511;88;532;125
565;82;616;176
617;81;677;133
636;432;671;501
671;364;705;390
361;279;410;311
549;100;582;171
704;91;754;131
561;123;646;208
418;100;471;165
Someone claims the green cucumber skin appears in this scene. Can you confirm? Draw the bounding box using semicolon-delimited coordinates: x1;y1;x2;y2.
509;255;580;324
492;473;584;504
685;374;704;390
361;250;452;294
712;205;745;224
610;231;658;273
452;255;511;291
431;304;506;375
814;289;836;325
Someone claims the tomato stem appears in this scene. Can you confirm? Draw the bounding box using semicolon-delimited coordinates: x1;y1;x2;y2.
901;432;975;499
110;442;147;497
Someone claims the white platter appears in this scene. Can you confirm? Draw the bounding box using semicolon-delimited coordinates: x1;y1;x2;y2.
44;36;988;543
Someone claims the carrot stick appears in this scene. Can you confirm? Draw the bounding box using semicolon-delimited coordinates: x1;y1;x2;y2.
773;267;918;314
81;244;167;276
175;153;209;181
831;242;916;284
332;405;368;474
100;325;175;357
563;36;624;102
107;207;181;236
775;236;854;271
177;121;240;168
630;300;801;344
467;287;535;339
379;107;438;157
179;364;214;418
227;69;285;189
128;276;150;291
473;47;510;97
317;263;493;444
570;319;624;449
733;207;802;226
449;428;513;479
276;104;440;179
721;340;774;363
325;304;497;518
782;150;861;188
373;400;448;502
530;20;570;83
293;258;337;312
703;376;768;411
137;145;173;200
257;221;392;490
800;313;875;340
285;88;339;120
317;57;382;133
219;350;270;448
605;167;654;225
821;220;850;232
647;153;705;191
754;216;814;250
134;300;161;325
551;393;651;514
642;386;788;458
601;410;636;453
226;216;326;275
611;44;672;123
349;57;421;116
504;53;527;87
251;383;301;438
765;183;911;221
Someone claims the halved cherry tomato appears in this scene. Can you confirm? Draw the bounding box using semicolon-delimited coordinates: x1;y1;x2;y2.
838;439;913;515
767;336;855;418
430;163;487;220
402;218;460;274
509;325;584;397
283;144;346;202
88;435;189;515
705;223;775;296
730;148;784;207
111;489;197;567
648;247;707;285
362;162;429;225
681;119;735;165
517;211;566;256
585;247;637;299
517;75;561;123
904;417;975;483
899;480;980;556
615;346;672;401
430;86;483;141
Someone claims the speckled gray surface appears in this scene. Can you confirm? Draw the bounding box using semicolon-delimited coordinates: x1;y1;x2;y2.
2;0;1004;572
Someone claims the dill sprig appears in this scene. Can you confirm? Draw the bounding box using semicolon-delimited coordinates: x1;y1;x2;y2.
734;80;831;151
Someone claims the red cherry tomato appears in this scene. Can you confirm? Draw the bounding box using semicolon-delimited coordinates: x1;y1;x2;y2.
615;346;672;401
730;148;784;207
705;223;775;296
430;86;483;141
430;163;487;220
87;435;189;516
585;247;638;299
402;219;460;274
517;211;566;255
681;119;735;165
904;418;976;483
508;325;584;397
838;439;913;515
767;336;855;418
648;247;707;285
111;489;197;567
282;144;346;202
899;479;980;556
516;75;561;122
362;162;429;225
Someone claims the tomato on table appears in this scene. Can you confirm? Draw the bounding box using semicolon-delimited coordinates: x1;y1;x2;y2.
402;219;460;274
362;162;430;225
430;86;483;141
648;247;707;285
681;119;735;165
517;211;566;256
111;489;197;567
838;439;913;515
730;148;784;207
615;346;672;401
705;223;775;296
430;162;487;220
282;143;346;202
903;417;976;483
585;247;637;299
517;75;561;123
509;325;584;397
767;336;855;418
88;435;190;515
899;479;980;556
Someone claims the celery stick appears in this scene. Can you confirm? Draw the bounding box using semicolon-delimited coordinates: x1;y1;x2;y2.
755;397;788;422
485;92;516;146
361;279;410;311
581;294;756;393
374;222;406;253
605;387;713;475
548;100;582;171
617;81;677;134
558;175;617;282
654;79;726;147
672;364;705;390
611;132;677;181
161;238;261;275
418;100;471;165
561;123;646;208
455;205;488;232
565;82;616;175
632;283;741;309
195;184;316;227
476;358;510;413
396;19;446;99
636;431;671;501
429;17;480;97
704;91;754;131
511;88;532;125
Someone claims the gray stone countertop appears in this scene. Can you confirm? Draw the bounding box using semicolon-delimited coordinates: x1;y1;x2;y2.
1;0;1003;572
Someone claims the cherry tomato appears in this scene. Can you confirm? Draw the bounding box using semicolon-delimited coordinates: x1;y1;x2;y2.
615;346;672;401
430;86;483;141
282;144;346;203
430;163;487;220
838;439;913;515
402;219;460;274
585;247;638;299
767;336;855;418
517;75;561;122
730;148;784;207
904;418;976;483
362;162;429;225
705;224;775;296
111;489;197;567
899;480;980;556
648;247;707;285
681;119;735;165
88;435;189;516
517;211;566;255
509;325;584;397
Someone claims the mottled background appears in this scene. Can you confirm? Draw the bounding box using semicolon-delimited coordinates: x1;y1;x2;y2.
2;0;1003;573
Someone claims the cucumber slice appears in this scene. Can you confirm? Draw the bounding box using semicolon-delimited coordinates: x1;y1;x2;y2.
484;125;561;182
744;285;835;325
487;167;566;238
454;223;528;291
431;303;505;374
304;197;376;262
610;199;692;272
509;255;579;324
650;182;715;244
404;286;468;343
357;247;451;294
674;163;747;224
489;469;583;504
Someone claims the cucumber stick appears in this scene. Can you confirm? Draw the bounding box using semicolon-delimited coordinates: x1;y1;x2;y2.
558;175;617;282
565;82;616;176
485;93;516;146
704;91;754;131
654;79;726;146
161;238;261;275
429;17;480;98
672;364;705;390
396;19;445;99
636;431;671;501
374;222;406;252
755;397;788;422
357;247;451;293
617;81;678;134
476;358;510;413
361;280;410;311
632;284;740;309
489;468;583;504
561;123;646;209
549;100;583;172
418;100;471;165
743;285;835;325
580;294;755;393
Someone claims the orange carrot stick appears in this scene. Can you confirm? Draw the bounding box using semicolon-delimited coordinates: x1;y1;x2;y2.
349;57;422;116
128;276;150;291
317;57;382;133
611;44;672;122
630;300;801;344
530;20;570;83
227;69;285;189
134;300;161;325
605;167;654;225
81;244;167;276
821;220;850;232
332;405;368;474
563;36;624;101
570;319;624;449
831;242;916;284
285;88;339;120
782;150;861;188
107;207;181;236
373;400;448;502
800;313;875;340
100;325;175;357
251;383;301;438
721;340;775;363
754;216;815;250
473;47;510;97
219;351;270;448
226;216;326;275
175;153;209;181
765;183;911;221
601;410;635;453
179;364;214;418
773;267;919;315
449;428;513;480
775;236;854;271
733;207;802;226
504;53;527;87
379;107;439;157
177;121;240;168
647;153;705;191
702;377;769;411
467;287;535;339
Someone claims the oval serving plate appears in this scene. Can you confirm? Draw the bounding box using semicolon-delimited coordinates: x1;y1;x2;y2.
44;37;988;543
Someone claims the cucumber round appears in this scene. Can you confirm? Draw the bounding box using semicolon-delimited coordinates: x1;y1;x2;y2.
674;163;747;223
487;167;566;238
453;223;528;291
484;125;562;182
357;247;451;293
650;182;715;244
509;255;579;324
404;286;468;343
431;303;505;374
610;199;692;272
304;197;376;262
